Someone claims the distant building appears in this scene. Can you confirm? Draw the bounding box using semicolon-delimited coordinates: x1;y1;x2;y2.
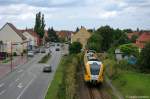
71;27;91;48
127;32;140;39
135;32;150;49
20;29;41;47
56;30;72;41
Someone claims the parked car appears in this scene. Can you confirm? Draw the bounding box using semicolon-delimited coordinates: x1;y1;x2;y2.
43;65;52;73
40;48;46;53
55;48;60;51
34;48;40;53
27;51;34;57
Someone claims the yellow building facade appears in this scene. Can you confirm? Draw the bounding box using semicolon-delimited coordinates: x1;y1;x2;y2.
71;27;91;48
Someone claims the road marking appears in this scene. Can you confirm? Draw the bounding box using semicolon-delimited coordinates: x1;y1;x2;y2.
17;83;23;88
0;89;6;96
16;75;36;99
0;83;4;87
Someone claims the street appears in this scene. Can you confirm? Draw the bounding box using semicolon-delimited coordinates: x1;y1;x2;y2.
0;45;64;99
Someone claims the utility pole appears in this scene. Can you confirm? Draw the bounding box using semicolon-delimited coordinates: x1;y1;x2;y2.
26;41;29;61
10;42;13;72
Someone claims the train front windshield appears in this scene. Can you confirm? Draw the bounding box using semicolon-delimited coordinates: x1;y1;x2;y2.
90;62;100;75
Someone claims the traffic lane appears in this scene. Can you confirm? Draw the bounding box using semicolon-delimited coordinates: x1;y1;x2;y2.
0;54;41;91
19;49;62;99
0;53;47;98
0;71;35;99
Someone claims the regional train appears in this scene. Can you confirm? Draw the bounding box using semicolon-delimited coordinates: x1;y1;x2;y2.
83;50;105;84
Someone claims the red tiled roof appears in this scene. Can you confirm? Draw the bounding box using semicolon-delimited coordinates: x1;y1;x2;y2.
56;30;72;38
135;33;150;48
127;32;140;39
20;29;40;39
6;23;27;40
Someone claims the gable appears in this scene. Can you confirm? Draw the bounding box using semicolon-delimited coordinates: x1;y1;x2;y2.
72;28;91;39
0;24;22;42
23;31;34;40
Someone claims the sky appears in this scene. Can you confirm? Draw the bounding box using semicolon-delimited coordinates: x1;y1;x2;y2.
0;0;150;31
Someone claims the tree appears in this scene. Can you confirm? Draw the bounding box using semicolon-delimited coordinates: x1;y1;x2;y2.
40;14;45;38
86;34;102;52
119;43;139;57
69;42;82;54
76;27;79;32
123;29;133;33
96;25;114;51
112;29;129;46
47;27;59;42
34;12;45;38
130;35;138;43
138;42;150;72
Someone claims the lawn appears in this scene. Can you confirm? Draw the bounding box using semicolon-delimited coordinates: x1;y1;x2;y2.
112;70;150;97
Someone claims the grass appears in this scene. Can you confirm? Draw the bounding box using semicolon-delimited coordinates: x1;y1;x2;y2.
39;54;51;63
45;56;64;99
103;56;150;98
112;70;150;97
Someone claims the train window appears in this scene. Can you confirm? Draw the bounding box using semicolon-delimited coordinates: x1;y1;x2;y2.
89;59;99;61
90;62;100;75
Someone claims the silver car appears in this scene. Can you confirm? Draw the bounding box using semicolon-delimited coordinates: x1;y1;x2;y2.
27;51;34;57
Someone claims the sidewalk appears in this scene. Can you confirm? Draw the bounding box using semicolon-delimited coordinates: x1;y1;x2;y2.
0;56;27;79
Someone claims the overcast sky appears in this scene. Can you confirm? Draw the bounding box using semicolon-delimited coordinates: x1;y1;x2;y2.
0;0;150;30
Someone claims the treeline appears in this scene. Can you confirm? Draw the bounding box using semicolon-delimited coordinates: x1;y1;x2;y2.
86;25;129;52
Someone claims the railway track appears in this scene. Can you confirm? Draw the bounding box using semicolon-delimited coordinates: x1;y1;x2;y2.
88;87;106;99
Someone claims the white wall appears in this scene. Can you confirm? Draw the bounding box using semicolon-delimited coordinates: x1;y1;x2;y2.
23;32;37;46
0;24;22;42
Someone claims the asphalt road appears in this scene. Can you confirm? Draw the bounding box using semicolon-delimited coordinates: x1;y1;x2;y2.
0;44;65;99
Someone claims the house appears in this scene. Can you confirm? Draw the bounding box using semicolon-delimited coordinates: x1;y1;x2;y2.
20;29;41;49
71;26;91;48
135;32;150;49
127;32;140;39
0;23;27;55
56;30;72;41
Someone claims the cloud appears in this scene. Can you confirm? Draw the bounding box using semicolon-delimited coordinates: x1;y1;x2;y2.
0;0;83;8
0;0;150;30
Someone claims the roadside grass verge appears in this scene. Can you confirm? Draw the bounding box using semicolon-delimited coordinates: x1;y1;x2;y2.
38;54;51;63
103;58;150;98
45;56;65;99
45;54;81;99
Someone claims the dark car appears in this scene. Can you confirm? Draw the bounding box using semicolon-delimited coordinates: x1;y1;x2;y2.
34;48;40;53
40;48;46;53
43;65;52;72
57;43;60;46
55;48;60;51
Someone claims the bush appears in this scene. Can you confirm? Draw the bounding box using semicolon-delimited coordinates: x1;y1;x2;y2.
119;43;139;57
13;52;17;56
38;54;50;63
69;42;82;54
57;55;79;99
23;49;27;53
138;42;150;73
86;34;102;52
